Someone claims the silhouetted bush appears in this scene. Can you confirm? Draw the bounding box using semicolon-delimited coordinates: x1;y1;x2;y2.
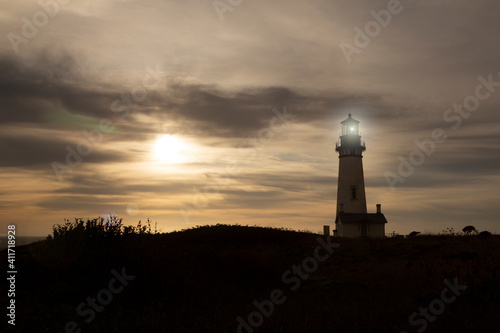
48;215;159;243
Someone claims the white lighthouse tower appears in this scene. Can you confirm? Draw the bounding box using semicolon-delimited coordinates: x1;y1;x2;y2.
334;114;387;238
335;114;367;215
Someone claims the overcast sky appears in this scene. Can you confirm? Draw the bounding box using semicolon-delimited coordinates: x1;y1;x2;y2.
1;0;499;236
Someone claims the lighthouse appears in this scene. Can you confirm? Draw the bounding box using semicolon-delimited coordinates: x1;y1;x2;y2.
333;114;387;238
335;113;367;215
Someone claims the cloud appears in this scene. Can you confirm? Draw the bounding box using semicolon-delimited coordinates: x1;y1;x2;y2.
0;132;132;169
0;50;412;141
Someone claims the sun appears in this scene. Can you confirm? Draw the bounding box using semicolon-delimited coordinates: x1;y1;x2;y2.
152;135;187;164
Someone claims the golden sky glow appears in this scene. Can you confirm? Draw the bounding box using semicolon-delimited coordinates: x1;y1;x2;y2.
0;0;499;237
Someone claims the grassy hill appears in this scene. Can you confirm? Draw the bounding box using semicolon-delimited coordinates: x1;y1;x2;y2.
1;221;499;332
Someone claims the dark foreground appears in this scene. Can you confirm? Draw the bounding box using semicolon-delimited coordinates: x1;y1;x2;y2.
1;224;499;332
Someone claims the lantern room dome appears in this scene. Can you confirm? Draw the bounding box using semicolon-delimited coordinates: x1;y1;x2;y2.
340;113;359;124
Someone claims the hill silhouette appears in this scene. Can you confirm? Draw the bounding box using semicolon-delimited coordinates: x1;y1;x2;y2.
1;219;499;332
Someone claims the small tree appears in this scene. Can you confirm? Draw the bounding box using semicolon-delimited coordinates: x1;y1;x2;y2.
462;225;478;235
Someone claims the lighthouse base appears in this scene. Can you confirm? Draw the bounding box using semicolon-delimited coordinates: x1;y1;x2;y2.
335;213;387;238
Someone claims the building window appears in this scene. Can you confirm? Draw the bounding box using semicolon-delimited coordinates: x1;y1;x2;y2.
351;186;357;200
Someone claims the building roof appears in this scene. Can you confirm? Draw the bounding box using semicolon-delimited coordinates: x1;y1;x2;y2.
340;113;359;124
335;213;388;224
